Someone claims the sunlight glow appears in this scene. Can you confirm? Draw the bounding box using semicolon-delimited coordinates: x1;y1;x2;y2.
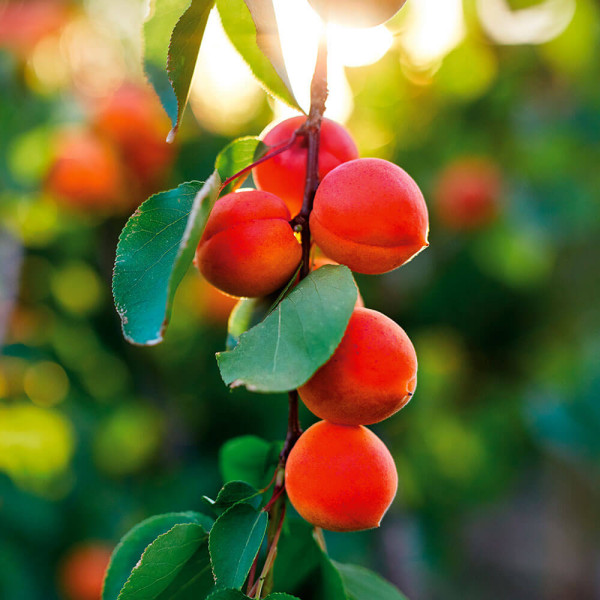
327;23;394;68
477;0;576;45
398;0;465;70
189;11;263;135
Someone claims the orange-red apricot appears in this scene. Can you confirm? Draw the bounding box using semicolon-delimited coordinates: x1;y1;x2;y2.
299;307;416;425
45;129;126;213
195;190;302;298
433;157;502;231
310;158;429;274
285;420;398;532
58;542;112;600
252;116;358;216
308;0;407;28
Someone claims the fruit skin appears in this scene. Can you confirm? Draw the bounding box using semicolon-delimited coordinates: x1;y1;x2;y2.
195;189;302;298
93;84;174;190
299;307;416;425
252;116;358;216
310;158;429;274
285;420;398;532
308;0;407;28
58;542;112;600
433;157;502;231
45;129;126;213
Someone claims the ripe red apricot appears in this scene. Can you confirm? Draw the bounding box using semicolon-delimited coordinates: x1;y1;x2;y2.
308;0;407;28
310;158;429;274
285;420;398;532
299;307;416;425
252;116;358;216
195;189;302;298
45;129;126;213
58;542;112;600
93;84;174;188
433;157;502;230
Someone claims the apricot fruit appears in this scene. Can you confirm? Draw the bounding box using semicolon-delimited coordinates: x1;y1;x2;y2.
433;157;502;230
285;420;398;532
45;130;126;213
58;542;112;600
310;158;429;274
299;307;416;425
195;189;302;298
308;0;407;28
93;84;174;188
252;116;358;216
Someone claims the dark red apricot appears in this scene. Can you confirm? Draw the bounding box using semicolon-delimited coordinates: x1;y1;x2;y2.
310;158;429;274
252;116;358;216
285;420;398;532
433;157;502;230
195;189;302;298
308;0;407;28
299;307;416;425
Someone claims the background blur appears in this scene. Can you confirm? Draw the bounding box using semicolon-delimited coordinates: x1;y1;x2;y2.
1;0;599;599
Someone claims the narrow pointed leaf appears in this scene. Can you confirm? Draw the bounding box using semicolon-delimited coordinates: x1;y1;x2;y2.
116;523;213;600
217;265;357;393
103;512;212;600
113;173;220;346
209;503;268;589
144;0;214;136
333;562;409;600
216;0;301;110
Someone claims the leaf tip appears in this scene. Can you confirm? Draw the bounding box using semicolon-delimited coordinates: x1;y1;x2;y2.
166;127;178;144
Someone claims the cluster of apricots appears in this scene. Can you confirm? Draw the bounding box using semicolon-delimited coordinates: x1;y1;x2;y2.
196;115;429;532
45;84;175;214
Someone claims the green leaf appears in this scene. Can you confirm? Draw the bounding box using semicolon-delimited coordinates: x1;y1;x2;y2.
116;523;214;600
219;436;279;488
265;595;302;600
206;590;249;600
144;0;214;137
144;0;191;124
113;174;220;346
215;136;266;195
217;265;357;393
209;503;268;589
333;562;409;600
103;512;212;600
166;0;214;139
203;481;262;514
216;0;301;110
273;520;345;600
226;297;272;351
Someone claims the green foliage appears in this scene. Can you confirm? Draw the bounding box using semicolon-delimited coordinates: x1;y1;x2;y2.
209;503;268;589
215;136;266;195
217;265;357;393
202;481;262;515
216;0;301;110
219;436;280;491
333;562;409;600
112;175;220;345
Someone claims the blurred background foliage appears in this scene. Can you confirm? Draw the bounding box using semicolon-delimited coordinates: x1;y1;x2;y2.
1;0;599;598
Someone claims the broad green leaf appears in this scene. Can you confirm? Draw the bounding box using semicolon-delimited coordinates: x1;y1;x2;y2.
103;512;212;600
209;503;268;589
144;0;214;136
117;523;213;600
227;297;271;350
216;0;301;110
206;590;248;600
217;265;357;392
113;174;220;346
333;562;409;600
219;436;280;488
166;0;214;139
265;595;302;599
202;481;262;515
273;520;345;600
215;136;266;195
